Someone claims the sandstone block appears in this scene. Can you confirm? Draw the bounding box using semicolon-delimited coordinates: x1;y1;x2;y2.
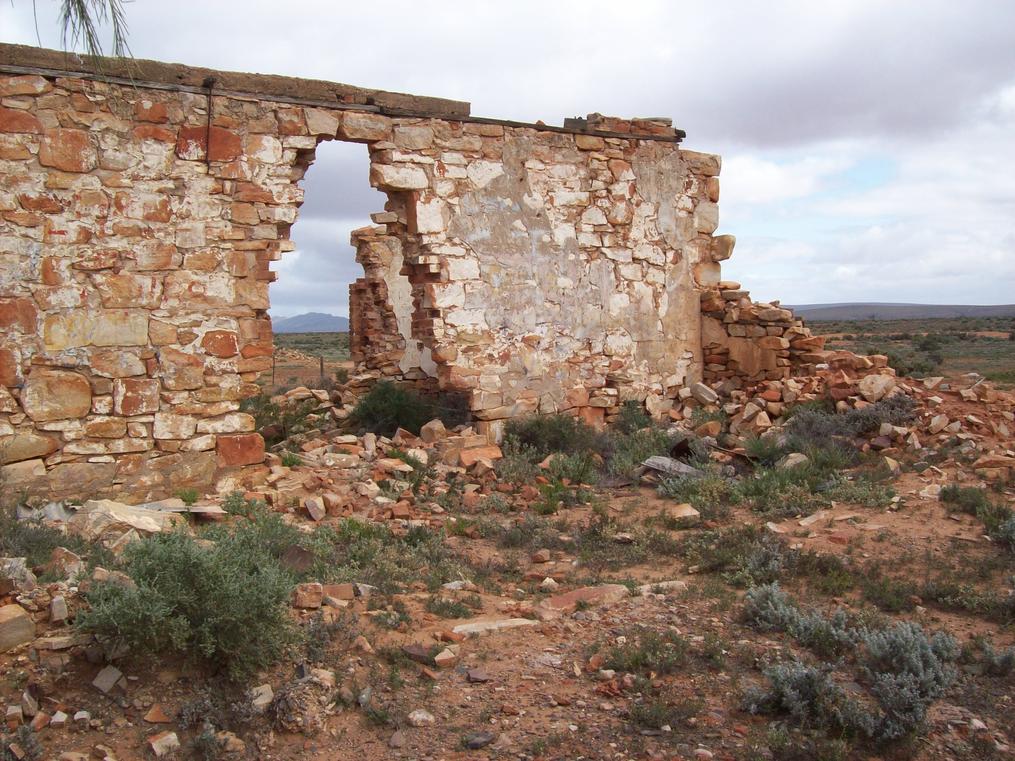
22;370;92;422
304;108;341;136
217;433;265;467
0;604;34;653
370;163;428;190
113;378;160;415
0;432;59;464
200;330;239;358
0;298;37;332
153;412;198;440
39;129;96;172
339;112;392;141
0;107;42;133
43;310;148;350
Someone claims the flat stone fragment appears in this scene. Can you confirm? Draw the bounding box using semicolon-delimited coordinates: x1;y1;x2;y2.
92;664;124;694
0;604;35;652
537;584;630;619
147;731;181;758
451;618;538;636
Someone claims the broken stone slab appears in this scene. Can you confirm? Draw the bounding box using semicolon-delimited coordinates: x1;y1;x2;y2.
636;580;688;595
92;664;125;694
67;500;183;543
689;382;719;405
798;510;829;527
0;604;35;653
537;584;630;620
147;731;180;758
248;684;273;714
858;374;896;403
451;618;538;636
15;501;76;522
775;452;809;470
1;558;37;591
641;456;702;478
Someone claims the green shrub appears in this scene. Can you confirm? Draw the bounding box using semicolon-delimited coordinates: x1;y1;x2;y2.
788;395;916;442
76;530;297;680
604;626;688;675
503;414;607;459
940;484;1015;547
0;726;42;761
347;381;438;436
280;451;303;468
240;392;317;445
606;427;674;477
743;583;857;657
629;695;700;729
175;488;199;505
614;399;651;434
221;492;263;517
546;451;599;485
744;435;789;467
658;474;737;520
0;505;87;567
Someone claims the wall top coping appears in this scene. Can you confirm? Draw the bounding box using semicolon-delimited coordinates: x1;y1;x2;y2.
0;43;685;143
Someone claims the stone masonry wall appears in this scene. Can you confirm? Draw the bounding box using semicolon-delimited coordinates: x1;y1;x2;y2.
0;45;747;500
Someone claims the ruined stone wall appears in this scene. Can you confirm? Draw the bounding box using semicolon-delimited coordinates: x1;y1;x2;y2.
0;45;736;500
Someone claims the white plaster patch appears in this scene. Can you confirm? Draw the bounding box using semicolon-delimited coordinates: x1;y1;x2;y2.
466;160;504;188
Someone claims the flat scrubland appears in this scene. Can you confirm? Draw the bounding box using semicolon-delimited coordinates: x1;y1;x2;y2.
3;367;1014;761
812;317;1015;387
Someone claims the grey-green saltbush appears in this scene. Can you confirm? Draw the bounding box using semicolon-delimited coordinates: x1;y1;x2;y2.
76;530;297;680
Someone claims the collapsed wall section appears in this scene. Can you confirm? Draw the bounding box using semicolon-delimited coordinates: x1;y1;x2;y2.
0;45;737;500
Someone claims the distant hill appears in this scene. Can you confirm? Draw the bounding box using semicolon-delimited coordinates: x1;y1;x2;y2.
272;312;349;333
788;303;1015;321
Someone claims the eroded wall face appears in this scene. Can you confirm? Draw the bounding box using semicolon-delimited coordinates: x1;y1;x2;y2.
0;66;724;499
367;124;725;435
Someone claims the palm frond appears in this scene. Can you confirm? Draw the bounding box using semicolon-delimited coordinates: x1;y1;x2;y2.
57;0;131;58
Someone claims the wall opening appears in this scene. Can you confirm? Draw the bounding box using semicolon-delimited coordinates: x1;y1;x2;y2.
268;139;386;392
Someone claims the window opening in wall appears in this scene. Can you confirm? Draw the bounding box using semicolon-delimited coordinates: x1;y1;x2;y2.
268;139;386;393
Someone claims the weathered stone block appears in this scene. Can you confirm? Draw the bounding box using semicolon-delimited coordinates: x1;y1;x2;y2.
43;310;149;350
0;432;59;464
217;433;265;467
113;378;161;416
21;370;92;422
339;112;392;142
39;128;96;172
0;604;34;653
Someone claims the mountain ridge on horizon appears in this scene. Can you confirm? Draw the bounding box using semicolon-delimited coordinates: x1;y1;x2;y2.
787;303;1015;321
271;312;350;333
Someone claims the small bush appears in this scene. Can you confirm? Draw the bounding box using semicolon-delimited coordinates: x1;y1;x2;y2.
857;622;957;742
743;583;857;657
744;660;849;728
503;414;607;459
604;626;688;675
629;695;700;729
0;726;42;761
788;395;916;442
76;530;297;680
606;427;674;477
0;505;88;568
347;381;439;437
546;451;599;486
175;488;199;505
280;451;303;468
241;392;317;445
222;491;263;517
614;399;651;434
658;474;737;520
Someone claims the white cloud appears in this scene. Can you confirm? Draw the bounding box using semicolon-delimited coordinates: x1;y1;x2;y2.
2;1;1013;310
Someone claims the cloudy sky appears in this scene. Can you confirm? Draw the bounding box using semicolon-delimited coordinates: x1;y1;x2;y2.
4;1;1014;316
